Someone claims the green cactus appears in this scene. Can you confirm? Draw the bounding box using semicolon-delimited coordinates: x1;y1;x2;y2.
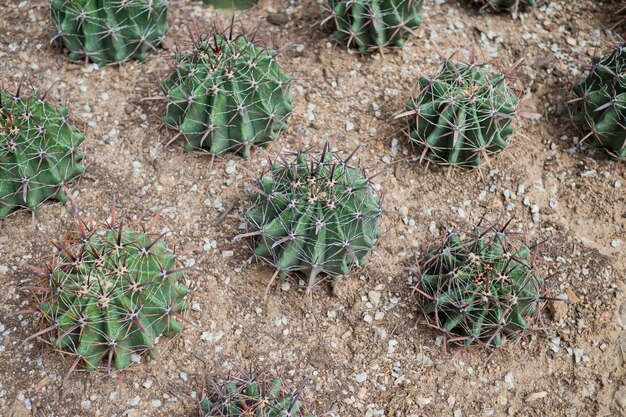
324;0;424;52
161;28;292;158
475;0;537;12
0;86;84;218
199;370;314;417
241;143;382;290
401;54;520;168
50;0;169;65
200;0;255;9
28;209;190;373
413;220;544;349
571;44;626;159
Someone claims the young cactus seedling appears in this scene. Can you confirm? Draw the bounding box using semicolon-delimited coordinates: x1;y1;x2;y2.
239;141;383;292
412;219;546;350
0;83;84;218
26;206;190;377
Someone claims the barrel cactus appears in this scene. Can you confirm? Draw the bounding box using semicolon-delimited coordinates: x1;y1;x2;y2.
27;209;190;373
323;0;424;52
50;0;169;65
240;143;382;290
199;369;314;417
0;85;84;218
571;44;626;159
200;0;255;8
401;54;520;168
161;27;292;158
412;220;545;349
475;0;537;12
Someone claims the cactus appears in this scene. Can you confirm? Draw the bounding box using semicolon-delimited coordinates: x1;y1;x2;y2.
240;143;382;290
50;0;169;65
27;208;190;374
199;369;314;417
400;53;520;168
200;0;255;9
323;0;424;52
161;26;292;158
475;0;537;12
412;220;544;349
0;85;84;218
571;44;626;159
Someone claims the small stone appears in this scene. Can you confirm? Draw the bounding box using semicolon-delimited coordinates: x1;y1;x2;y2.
504;372;514;389
267;13;288;26
129;396;141;406
346;120;355;131
611;239;623;248
80;400;91;409
355;372;368;383
415;353;434;367
151;399;162;408
180;372;188;382
222;250;234;258
416;397;432;406
143;380;153;389
525;391;547;402
368;290;381;307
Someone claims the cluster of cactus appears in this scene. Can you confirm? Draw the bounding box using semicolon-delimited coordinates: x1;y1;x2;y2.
400;54;520;168
27;209;190;373
241;143;382;290
50;0;169;65
161;26;292;158
199;369;314;417
571;43;626;159
323;0;424;52
200;0;255;9
474;0;537;12
412;220;544;349
0;85;84;218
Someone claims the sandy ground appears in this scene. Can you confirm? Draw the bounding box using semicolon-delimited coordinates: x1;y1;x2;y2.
0;0;625;416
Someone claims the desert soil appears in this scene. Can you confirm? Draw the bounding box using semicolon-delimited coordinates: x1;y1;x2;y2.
0;0;625;416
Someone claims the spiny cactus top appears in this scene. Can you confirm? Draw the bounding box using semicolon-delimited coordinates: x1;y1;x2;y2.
412;221;544;349
28;210;190;373
200;370;314;417
241;143;382;290
200;0;255;9
475;0;537;12
161;28;292;158
402;54;520;168
324;0;424;53
50;0;169;65
572;44;626;159
0;86;84;218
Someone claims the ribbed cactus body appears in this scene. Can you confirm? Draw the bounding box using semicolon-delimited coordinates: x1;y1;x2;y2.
162;34;292;157
51;0;169;65
244;146;382;288
201;0;254;8
326;0;424;52
415;223;544;348
200;373;314;417
0;88;84;218
572;45;626;158
404;59;519;168
33;215;189;372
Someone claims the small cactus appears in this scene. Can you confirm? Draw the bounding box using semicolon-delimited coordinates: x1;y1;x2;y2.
571;44;626;159
161;25;292;158
51;0;169;65
27;208;190;374
0;85;84;218
474;0;537;13
200;0;255;9
323;0;424;52
240;142;382;290
400;52;520;168
199;368;314;417
412;220;545;349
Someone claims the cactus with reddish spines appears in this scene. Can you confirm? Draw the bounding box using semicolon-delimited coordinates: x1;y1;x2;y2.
0;85;84;218
323;0;424;53
199;368;315;417
161;25;292;157
400;52;521;168
27;208;190;374
50;0;169;65
571;44;626;159
412;220;545;349
241;143;382;290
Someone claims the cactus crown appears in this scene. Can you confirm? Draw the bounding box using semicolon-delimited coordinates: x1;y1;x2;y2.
199;369;314;417
50;0;169;65
0;85;84;218
28;208;190;374
323;0;424;53
572;43;626;159
161;24;292;158
413;220;545;349
402;53;520;168
242;142;382;290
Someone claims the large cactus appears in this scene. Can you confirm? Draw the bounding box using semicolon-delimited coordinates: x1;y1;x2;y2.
0;86;84;218
50;0;169;65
